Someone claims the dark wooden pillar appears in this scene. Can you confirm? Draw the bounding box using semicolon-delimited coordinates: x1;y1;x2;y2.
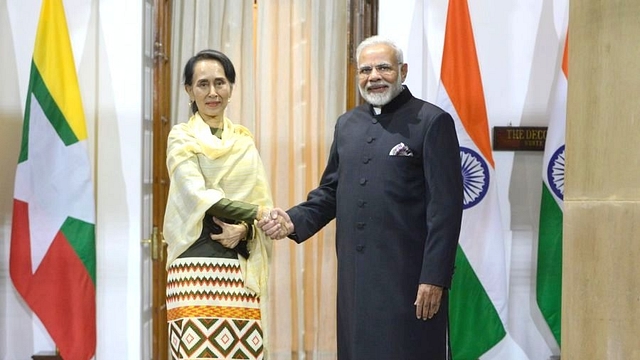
347;0;378;109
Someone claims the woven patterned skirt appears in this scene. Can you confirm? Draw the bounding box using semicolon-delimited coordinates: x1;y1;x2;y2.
167;257;263;359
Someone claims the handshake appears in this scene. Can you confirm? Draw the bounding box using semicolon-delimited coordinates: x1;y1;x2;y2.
256;207;295;240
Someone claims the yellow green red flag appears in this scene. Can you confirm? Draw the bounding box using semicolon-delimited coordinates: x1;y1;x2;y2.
10;1;96;359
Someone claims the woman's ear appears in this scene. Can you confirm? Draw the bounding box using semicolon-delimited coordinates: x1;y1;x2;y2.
184;85;193;98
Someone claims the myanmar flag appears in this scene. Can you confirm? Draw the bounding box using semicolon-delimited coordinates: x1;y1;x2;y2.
536;36;568;347
9;1;96;359
436;0;507;358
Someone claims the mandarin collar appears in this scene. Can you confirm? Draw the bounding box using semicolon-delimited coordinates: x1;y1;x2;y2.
369;86;412;115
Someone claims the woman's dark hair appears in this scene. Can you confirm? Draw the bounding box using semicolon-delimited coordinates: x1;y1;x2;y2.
183;49;236;114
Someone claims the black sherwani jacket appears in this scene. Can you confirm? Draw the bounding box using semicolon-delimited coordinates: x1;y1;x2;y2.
288;87;463;360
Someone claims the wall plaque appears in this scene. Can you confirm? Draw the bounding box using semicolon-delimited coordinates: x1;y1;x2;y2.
492;126;547;151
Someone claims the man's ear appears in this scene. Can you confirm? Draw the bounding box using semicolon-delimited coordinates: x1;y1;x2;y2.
400;63;408;82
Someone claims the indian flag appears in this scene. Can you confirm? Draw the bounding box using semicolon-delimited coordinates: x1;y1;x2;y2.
435;0;507;358
536;36;568;347
9;1;96;359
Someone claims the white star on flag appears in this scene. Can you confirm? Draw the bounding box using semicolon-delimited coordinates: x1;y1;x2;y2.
13;93;94;272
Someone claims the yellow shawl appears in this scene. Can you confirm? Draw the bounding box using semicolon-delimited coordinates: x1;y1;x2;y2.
163;113;273;350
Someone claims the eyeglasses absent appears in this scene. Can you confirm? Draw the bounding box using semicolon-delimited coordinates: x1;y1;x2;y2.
358;63;401;77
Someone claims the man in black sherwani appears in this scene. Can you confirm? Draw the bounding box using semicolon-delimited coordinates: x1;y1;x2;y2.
260;35;463;360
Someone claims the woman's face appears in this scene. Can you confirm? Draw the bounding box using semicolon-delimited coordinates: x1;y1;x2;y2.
185;59;233;124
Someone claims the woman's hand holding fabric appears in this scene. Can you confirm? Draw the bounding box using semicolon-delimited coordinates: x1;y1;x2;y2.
209;217;246;248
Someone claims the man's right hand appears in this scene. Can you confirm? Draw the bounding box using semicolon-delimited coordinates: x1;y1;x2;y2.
258;208;294;240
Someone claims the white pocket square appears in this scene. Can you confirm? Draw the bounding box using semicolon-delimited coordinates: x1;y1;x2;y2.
389;142;414;156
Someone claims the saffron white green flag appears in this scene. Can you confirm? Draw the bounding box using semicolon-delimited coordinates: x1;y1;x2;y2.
536;36;568;347
435;0;507;358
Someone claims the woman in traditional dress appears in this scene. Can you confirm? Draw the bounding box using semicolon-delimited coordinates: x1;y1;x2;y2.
163;49;275;360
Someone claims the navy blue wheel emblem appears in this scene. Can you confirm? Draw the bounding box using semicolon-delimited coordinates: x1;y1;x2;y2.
547;145;565;200
460;147;489;209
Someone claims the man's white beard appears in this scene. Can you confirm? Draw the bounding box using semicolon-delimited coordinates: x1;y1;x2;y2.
359;76;404;107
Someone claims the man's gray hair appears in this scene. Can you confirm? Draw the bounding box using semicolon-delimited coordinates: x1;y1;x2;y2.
356;35;404;65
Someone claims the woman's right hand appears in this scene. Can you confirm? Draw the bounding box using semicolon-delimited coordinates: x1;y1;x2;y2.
256;206;273;221
257;208;294;240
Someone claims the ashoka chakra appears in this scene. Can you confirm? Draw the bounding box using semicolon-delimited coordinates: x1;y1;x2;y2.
547;145;565;201
460;147;489;209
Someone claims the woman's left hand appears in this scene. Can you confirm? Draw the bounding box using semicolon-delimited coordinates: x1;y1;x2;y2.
209;217;246;248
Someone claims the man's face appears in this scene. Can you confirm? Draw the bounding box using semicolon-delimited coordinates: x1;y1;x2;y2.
357;44;407;106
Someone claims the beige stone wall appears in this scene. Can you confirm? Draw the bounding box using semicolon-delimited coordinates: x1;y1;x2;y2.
564;1;640;358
